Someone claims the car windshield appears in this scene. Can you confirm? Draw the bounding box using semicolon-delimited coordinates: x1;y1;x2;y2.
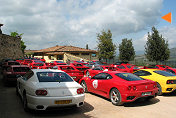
60;66;75;70
76;61;84;63
34;60;44;63
13;67;30;72
153;70;176;77
117;65;126;69
56;61;64;63
160;65;167;68
115;73;144;81
8;62;20;65
133;66;139;69
37;72;73;82
126;65;132;68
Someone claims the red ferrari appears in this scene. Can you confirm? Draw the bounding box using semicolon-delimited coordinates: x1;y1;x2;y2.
53;65;84;82
85;65;117;77
144;65;176;75
79;71;158;105
70;63;89;74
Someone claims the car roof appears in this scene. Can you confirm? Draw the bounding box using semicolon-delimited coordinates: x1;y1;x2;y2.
32;69;63;73
102;71;127;74
10;65;29;67
138;69;160;72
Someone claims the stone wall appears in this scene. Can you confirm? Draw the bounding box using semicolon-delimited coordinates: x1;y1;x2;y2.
0;34;23;60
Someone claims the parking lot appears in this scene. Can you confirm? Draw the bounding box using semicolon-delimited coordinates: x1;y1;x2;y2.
0;73;176;118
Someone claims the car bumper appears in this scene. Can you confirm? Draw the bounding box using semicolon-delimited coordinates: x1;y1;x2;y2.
162;84;176;93
26;94;85;110
121;88;158;102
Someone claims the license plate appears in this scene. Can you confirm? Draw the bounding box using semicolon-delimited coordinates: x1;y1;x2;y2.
55;100;72;104
142;92;151;96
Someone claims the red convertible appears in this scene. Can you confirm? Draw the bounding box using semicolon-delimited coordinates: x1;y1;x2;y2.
79;71;158;105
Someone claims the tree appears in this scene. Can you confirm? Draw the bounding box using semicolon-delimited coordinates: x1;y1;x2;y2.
145;27;170;63
10;31;26;53
119;38;135;62
97;29;116;61
86;44;89;49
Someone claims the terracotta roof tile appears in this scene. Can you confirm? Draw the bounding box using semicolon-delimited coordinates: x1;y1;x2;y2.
36;45;97;53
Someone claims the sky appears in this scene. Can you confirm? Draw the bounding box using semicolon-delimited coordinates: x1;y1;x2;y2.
0;0;176;53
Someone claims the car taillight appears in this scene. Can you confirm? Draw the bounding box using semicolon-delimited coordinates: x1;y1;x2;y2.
167;80;174;84
153;84;156;88
77;88;84;94
133;86;136;90
35;90;47;96
128;86;131;90
128;86;137;90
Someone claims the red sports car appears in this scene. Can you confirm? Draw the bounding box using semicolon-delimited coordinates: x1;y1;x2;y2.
85;65;117;77
79;71;158;105
2;65;31;85
50;61;67;65
53;65;84;82
21;59;32;66
143;65;169;70
113;65;133;73
144;65;176;75
70;63;89;74
16;58;24;64
45;63;55;69
29;60;49;69
2;61;21;71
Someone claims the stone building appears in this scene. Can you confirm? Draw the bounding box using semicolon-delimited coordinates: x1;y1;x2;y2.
26;45;98;62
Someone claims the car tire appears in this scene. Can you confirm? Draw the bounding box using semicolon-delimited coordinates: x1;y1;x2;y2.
110;88;122;106
80;81;88;93
157;83;162;95
23;93;29;112
86;71;90;77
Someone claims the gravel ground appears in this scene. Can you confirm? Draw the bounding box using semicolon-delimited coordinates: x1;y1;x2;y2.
0;70;176;118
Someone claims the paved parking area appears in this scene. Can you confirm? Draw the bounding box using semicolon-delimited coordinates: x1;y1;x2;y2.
0;73;176;118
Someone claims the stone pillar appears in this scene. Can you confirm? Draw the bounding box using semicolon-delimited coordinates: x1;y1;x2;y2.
0;24;3;34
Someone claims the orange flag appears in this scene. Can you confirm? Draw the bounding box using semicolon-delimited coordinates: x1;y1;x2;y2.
162;12;172;23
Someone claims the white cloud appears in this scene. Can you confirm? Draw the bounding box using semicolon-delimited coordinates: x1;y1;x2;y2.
0;0;163;50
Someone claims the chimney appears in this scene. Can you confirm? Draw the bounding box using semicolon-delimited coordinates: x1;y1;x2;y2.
0;24;3;34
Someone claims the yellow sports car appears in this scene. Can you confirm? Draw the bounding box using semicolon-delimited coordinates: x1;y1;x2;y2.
133;69;176;95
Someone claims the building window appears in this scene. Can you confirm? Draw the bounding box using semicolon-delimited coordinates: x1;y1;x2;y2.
71;53;79;55
92;54;96;57
49;55;54;60
57;55;63;60
82;53;89;55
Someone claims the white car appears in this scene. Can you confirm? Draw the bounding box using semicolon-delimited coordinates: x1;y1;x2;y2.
16;69;85;111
